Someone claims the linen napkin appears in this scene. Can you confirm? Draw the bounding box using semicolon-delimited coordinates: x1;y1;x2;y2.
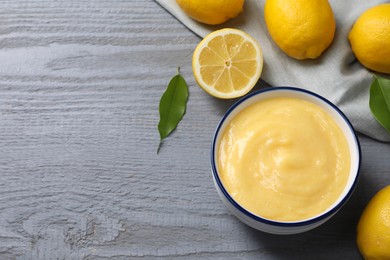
155;0;390;142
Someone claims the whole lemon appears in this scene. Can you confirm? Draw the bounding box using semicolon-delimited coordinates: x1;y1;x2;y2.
175;0;244;25
349;4;390;74
264;0;336;60
357;185;390;259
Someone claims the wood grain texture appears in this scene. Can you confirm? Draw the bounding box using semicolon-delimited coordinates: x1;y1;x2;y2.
0;0;388;259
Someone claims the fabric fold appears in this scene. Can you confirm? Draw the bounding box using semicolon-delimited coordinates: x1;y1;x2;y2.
155;0;390;142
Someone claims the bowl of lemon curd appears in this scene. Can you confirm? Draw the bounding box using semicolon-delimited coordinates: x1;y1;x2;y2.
211;87;361;234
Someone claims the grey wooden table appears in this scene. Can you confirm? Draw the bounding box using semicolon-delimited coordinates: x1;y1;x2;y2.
0;0;389;259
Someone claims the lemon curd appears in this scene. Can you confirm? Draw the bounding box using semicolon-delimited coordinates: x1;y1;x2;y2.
217;97;351;222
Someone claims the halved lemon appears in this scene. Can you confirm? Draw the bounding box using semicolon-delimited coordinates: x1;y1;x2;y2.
192;28;263;99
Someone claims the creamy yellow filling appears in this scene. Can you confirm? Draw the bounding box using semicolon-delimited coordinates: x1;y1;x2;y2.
218;97;350;221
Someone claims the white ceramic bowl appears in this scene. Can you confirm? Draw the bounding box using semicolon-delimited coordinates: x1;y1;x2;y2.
211;87;361;235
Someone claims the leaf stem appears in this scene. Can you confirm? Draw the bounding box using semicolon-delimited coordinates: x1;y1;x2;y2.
157;140;162;154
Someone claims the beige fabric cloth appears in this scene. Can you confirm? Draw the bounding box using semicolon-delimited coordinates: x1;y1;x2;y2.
156;0;390;141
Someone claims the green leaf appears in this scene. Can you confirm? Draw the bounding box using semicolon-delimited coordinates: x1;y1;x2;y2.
369;76;390;134
157;68;189;153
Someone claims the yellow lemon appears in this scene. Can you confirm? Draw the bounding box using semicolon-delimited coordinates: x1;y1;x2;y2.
357;185;390;259
175;0;244;25
349;4;390;74
192;28;263;99
264;0;336;60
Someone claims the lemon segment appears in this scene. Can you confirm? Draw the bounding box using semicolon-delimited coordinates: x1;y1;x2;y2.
192;28;263;99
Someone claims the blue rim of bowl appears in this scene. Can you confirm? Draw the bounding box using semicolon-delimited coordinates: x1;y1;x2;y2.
211;86;362;227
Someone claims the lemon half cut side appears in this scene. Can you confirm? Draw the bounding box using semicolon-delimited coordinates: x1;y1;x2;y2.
192;28;263;99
